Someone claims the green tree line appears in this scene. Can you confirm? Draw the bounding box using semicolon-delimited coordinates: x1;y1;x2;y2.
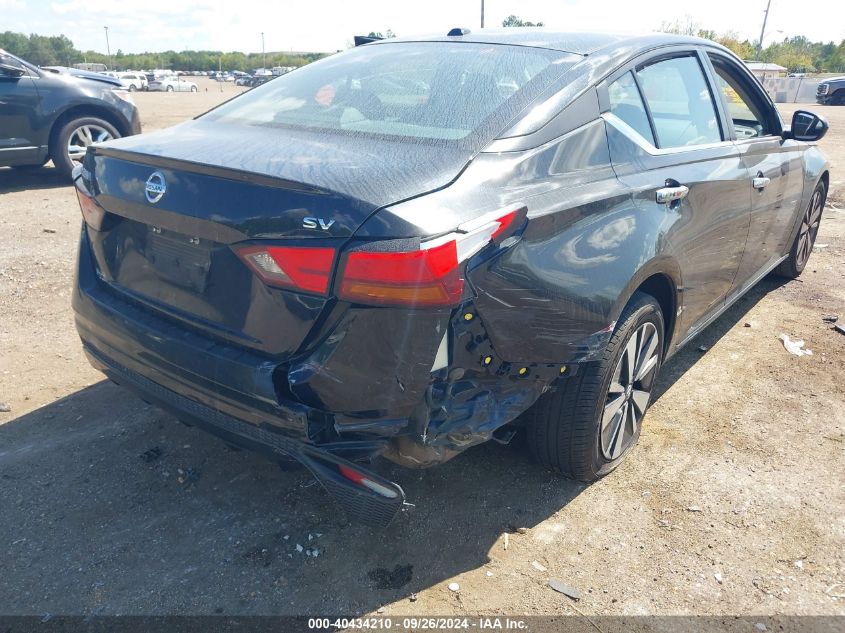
0;31;326;71
659;18;845;72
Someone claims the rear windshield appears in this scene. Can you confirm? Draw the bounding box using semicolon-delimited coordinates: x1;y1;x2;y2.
202;42;578;145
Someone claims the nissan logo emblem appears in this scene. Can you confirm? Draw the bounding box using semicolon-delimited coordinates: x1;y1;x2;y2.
144;171;166;204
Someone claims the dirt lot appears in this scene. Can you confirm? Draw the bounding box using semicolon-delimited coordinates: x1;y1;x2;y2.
1;80;843;619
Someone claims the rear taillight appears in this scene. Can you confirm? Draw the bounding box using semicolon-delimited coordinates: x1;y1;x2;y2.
338;239;463;307
235;207;526;305
337;207;525;307
75;187;106;230
236;245;335;294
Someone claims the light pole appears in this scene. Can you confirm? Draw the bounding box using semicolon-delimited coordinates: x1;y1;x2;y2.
757;0;772;55
261;32;266;70
480;0;485;28
104;25;112;69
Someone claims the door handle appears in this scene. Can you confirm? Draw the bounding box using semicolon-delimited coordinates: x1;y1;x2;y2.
752;176;770;190
655;185;689;205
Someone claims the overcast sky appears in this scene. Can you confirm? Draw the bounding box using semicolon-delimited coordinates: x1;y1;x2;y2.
3;0;843;54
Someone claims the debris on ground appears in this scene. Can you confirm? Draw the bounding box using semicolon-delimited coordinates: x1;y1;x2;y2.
448;582;460;592
814;243;829;249
368;564;413;590
42;228;56;234
697;345;709;352
176;467;200;484
0;402;11;412
139;447;162;463
295;544;303;553
531;561;547;572
779;333;813;356
825;583;845;598
715;572;723;584
503;533;509;550
548;579;581;600
687;506;703;512
822;314;838;323
376;606;385;613
486;571;494;577
794;560;804;570
409;593;417;602
515;527;529;534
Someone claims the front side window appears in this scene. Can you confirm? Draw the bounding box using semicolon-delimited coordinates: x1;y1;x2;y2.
608;71;655;145
709;56;773;139
635;56;722;148
202;42;579;146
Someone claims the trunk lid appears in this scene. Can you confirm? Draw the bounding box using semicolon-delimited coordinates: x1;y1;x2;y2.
83;120;474;356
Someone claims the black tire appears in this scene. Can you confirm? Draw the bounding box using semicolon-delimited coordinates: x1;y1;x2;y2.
166;85;174;92
526;292;665;482
190;85;197;92
50;116;121;179
128;84;137;92
774;180;827;278
832;90;845;106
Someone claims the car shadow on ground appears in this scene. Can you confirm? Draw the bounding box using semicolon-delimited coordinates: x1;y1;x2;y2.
0;276;786;616
0;165;68;193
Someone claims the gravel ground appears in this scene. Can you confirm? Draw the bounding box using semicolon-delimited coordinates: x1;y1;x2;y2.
0;80;843;618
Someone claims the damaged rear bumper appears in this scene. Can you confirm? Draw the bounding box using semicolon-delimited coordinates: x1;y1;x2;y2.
83;343;407;527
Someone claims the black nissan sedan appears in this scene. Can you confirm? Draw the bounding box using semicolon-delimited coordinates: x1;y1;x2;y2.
71;30;830;525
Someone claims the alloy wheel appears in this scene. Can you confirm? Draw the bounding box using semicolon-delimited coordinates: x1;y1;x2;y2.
67;124;113;166
600;321;660;460
796;188;824;268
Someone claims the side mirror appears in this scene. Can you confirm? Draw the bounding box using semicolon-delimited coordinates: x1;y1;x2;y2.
0;62;26;78
787;110;829;142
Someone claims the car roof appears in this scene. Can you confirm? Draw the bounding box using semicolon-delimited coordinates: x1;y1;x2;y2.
369;29;713;56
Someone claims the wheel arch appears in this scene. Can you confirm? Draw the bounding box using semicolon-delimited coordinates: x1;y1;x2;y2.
612;257;683;356
47;104;133;158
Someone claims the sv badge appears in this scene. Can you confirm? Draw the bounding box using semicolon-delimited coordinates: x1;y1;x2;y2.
302;217;335;231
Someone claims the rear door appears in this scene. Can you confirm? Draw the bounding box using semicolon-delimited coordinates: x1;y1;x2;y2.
705;52;805;292
603;49;751;340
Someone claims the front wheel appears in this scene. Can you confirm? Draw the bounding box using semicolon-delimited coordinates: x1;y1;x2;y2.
128;84;137;92
774;180;826;278
51;116;120;179
190;85;197;92
166;85;174;92
526;292;664;481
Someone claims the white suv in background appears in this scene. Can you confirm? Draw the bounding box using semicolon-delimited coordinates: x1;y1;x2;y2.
101;71;147;91
117;72;147;91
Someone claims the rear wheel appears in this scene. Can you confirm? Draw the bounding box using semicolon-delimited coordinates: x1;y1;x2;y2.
774;180;826;278
128;84;137;92
526;292;664;481
190;85;197;92
51;116;120;179
166;85;174;92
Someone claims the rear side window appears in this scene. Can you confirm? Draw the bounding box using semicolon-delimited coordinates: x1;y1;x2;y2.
202;42;579;146
635;56;722;148
608;71;655;145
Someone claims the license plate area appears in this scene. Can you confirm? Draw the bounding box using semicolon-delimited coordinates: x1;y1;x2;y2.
146;227;212;293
